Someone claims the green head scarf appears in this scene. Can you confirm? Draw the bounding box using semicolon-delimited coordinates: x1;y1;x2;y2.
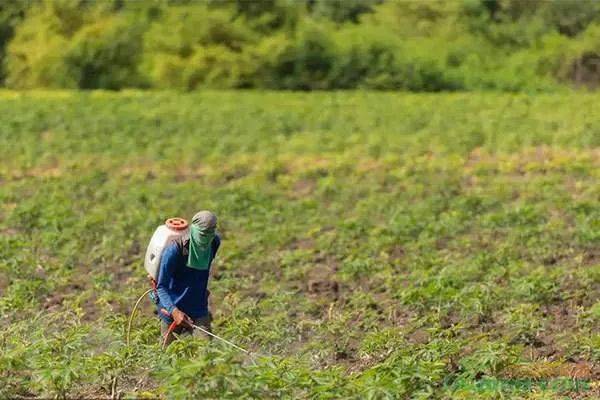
187;210;217;270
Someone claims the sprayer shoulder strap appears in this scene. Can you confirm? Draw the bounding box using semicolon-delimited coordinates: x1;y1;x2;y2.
175;237;190;258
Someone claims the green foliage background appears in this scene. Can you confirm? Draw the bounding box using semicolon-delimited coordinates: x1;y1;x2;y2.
4;0;600;91
0;91;598;398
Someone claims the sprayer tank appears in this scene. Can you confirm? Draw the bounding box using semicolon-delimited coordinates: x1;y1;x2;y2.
144;218;189;280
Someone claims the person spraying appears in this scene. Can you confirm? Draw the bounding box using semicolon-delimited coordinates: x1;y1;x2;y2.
155;210;220;346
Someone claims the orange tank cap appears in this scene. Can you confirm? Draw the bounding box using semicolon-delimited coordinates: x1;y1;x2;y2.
166;217;189;230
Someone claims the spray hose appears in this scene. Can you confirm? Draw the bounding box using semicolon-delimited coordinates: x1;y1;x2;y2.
189;323;251;355
126;288;153;346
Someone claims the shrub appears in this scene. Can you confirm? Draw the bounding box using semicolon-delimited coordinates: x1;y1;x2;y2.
5;1;146;89
5;1;76;88
142;5;254;89
246;22;335;90
64;16;146;89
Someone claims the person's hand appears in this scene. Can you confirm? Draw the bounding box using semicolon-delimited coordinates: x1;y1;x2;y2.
172;308;193;326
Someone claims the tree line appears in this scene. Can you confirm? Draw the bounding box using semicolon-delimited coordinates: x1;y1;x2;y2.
2;0;600;91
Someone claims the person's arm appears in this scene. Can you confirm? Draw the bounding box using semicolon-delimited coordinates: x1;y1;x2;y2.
156;244;178;315
209;235;221;279
157;244;193;325
207;235;221;315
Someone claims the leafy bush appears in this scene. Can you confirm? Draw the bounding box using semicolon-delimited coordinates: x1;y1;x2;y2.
64;16;145;89
142;5;255;89
5;1;77;88
0;0;27;83
5;1;146;89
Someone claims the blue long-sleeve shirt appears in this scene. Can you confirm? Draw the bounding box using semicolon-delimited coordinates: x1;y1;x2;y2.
156;235;220;323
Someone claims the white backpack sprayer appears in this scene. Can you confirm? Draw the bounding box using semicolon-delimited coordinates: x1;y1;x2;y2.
144;217;190;283
126;217;252;355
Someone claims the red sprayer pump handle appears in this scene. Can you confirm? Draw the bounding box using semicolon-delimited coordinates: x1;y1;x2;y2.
160;308;179;348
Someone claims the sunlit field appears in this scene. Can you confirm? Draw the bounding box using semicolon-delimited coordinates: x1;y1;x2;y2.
1;91;598;398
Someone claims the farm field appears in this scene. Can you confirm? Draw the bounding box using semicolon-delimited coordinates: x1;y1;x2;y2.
0;90;599;399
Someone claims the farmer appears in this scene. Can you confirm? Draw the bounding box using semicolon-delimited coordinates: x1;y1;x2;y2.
156;210;220;346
